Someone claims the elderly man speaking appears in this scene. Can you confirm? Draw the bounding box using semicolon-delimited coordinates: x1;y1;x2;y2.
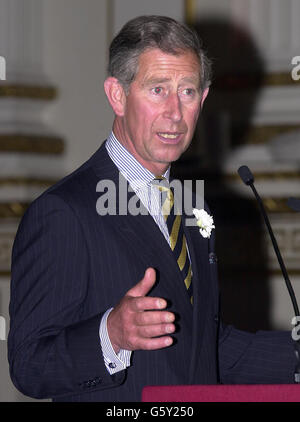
8;15;297;402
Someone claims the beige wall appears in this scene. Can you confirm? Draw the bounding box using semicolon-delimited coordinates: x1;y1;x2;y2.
43;0;113;174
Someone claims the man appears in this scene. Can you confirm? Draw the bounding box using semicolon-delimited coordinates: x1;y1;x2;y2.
8;15;297;402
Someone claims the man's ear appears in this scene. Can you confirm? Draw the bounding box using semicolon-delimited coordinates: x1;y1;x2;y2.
104;77;126;116
200;87;209;109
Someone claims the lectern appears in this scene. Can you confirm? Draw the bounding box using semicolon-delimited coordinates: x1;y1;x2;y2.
142;384;300;402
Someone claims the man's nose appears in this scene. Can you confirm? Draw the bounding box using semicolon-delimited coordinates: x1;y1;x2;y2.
164;93;183;122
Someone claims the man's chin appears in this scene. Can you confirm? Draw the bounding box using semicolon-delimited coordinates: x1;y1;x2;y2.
153;154;184;168
155;144;188;162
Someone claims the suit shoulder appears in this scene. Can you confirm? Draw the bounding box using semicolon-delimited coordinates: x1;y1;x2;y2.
23;142;108;217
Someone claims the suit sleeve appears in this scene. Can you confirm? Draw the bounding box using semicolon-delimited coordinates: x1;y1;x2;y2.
218;324;298;384
8;193;125;400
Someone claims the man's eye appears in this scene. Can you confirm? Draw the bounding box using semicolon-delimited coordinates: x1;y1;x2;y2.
152;87;163;95
183;88;195;96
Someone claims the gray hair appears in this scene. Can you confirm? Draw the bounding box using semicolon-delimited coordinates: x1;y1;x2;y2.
108;15;212;94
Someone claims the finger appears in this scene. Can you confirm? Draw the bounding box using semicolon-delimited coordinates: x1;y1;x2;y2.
137;335;173;351
126;268;156;298
130;296;167;312
134;310;175;326
137;323;176;338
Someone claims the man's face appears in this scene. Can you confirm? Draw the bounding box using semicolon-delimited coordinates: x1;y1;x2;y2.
109;48;208;175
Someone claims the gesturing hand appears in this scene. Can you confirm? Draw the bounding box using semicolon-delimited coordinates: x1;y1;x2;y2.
107;267;175;354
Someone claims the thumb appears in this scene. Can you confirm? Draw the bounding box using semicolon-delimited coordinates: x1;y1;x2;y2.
127;267;156;298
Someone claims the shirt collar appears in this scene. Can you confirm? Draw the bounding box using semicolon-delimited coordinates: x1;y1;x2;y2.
105;131;170;192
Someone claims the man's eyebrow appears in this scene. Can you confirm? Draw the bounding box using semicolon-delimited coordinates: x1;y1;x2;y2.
142;76;200;87
142;77;171;86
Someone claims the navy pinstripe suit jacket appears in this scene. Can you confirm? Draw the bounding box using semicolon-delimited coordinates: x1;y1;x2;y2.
8;142;297;401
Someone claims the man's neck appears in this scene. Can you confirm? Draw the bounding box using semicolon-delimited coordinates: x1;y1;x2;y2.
112;120;170;176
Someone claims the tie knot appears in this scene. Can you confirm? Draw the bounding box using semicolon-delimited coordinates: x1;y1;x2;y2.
152;177;169;190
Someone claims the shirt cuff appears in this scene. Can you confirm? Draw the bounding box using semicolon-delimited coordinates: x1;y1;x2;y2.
99;307;132;375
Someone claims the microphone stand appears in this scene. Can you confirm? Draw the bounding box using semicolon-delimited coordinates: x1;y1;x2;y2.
238;166;300;383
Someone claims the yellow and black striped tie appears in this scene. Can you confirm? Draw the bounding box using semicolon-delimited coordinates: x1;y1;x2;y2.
152;178;193;304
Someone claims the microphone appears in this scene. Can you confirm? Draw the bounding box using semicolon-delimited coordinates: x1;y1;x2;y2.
237;165;254;186
238;165;300;383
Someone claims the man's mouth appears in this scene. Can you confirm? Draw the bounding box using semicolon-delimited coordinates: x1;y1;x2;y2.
157;132;184;143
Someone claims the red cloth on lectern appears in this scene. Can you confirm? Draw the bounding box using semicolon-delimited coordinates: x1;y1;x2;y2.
142;384;300;402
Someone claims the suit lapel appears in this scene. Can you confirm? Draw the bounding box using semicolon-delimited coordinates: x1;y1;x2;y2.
111;193;198;304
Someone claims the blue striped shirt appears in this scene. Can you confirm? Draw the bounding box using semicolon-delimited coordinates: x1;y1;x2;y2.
99;132;170;374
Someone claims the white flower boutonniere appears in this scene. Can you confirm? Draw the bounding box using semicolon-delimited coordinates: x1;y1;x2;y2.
193;208;215;239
